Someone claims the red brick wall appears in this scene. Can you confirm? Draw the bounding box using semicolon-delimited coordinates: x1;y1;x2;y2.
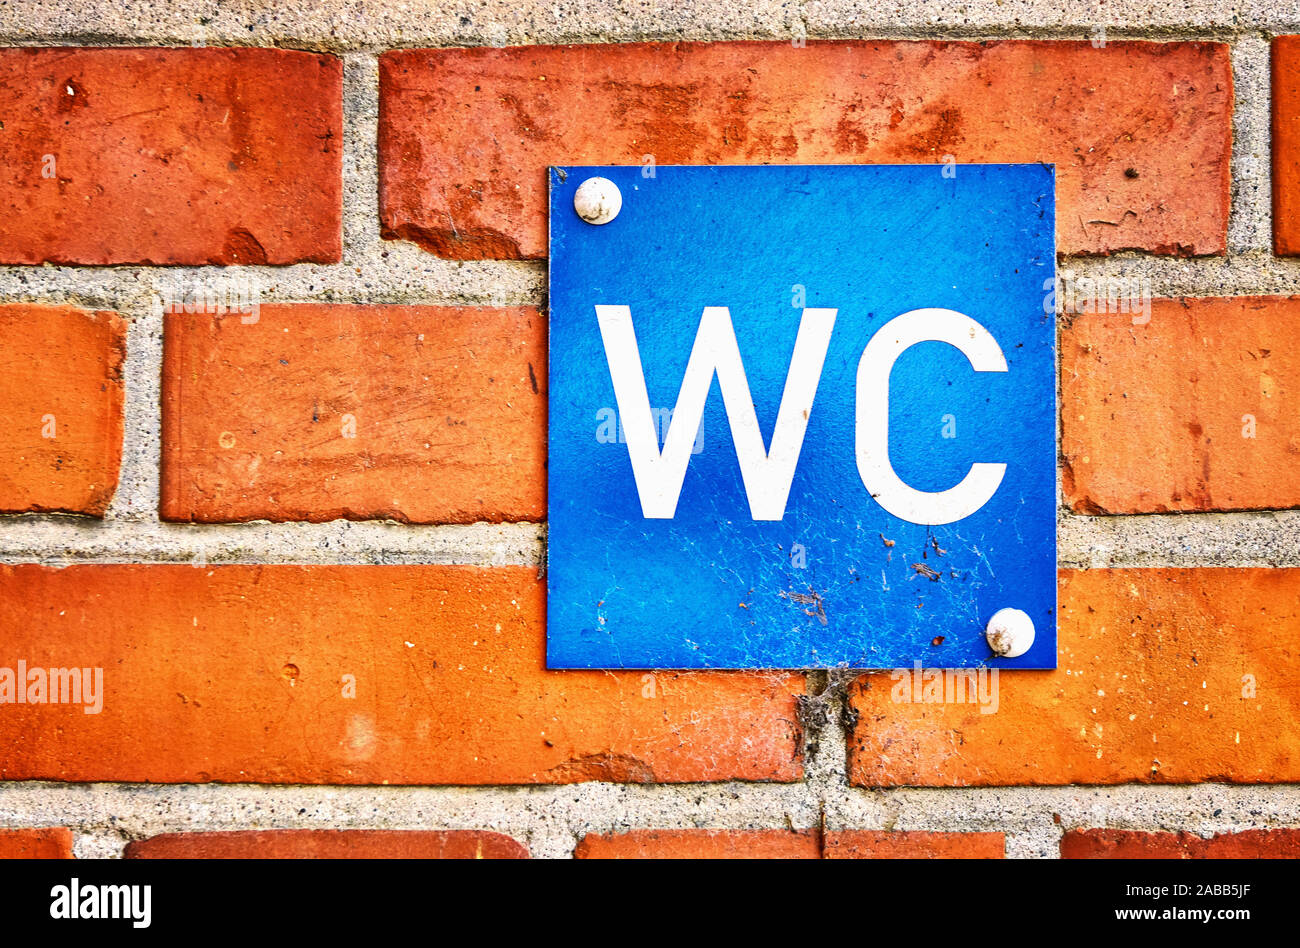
1;34;1297;859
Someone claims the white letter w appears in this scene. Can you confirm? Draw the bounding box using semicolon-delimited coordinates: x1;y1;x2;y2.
595;305;836;521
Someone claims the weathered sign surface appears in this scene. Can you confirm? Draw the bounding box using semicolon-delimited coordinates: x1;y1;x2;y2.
547;164;1056;669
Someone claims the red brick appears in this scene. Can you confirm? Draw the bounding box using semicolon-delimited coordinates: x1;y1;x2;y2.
160;306;544;523
0;565;803;784
1062;828;1300;859
850;569;1300;786
0;305;126;516
126;830;527;859
575;829;820;859
1063;297;1300;514
0;47;341;265
379;40;1231;259
0;828;74;859
574;828;1004;858
824;831;1004;858
1273;38;1300;254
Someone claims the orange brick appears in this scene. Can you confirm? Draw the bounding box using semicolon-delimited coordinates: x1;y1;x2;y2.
0;565;803;784
126;830;528;859
575;829;820;859
849;569;1300;786
1063;297;1300;514
1063;828;1300;859
161;306;545;523
1273;38;1300;254
379;40;1231;259
0;305;125;516
0;47;341;265
0;828;74;859
824;831;1004;858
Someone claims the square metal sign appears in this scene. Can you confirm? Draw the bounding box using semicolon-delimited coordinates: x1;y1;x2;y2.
547;164;1056;669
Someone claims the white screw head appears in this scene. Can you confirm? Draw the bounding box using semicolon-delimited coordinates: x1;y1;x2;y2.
985;607;1035;658
574;176;622;225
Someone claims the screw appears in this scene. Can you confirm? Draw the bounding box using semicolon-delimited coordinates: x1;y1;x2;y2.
985;607;1035;658
574;176;622;225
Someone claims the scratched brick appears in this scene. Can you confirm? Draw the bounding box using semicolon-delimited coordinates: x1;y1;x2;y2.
0;564;804;784
161;305;545;524
380;40;1231;259
0;47;341;264
849;569;1300;786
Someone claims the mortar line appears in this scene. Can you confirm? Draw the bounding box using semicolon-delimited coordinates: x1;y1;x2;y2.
2;512;1300;568
104;298;163;522
1229;35;1273;254
0;28;1290;52
341;51;382;261
0;521;547;567
12;254;1300;311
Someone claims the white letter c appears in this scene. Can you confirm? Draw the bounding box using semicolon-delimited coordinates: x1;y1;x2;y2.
855;308;1007;525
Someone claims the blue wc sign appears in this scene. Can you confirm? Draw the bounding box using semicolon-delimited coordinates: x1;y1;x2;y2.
547;165;1056;670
